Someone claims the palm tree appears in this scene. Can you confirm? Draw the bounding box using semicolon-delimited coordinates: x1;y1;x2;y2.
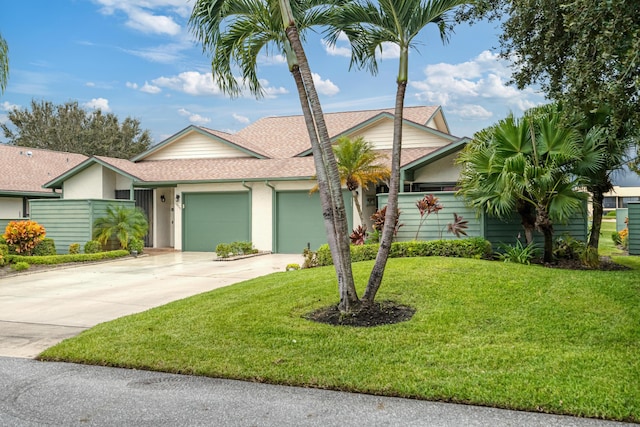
456;105;605;263
0;32;8;94
328;0;470;306
93;205;149;251
190;0;359;311
312;136;391;228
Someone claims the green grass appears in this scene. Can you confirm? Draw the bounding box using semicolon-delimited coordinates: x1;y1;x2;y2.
40;256;640;422
598;220;626;258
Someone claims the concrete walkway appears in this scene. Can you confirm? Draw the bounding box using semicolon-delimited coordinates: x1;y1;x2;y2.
0;252;303;358
0;253;634;426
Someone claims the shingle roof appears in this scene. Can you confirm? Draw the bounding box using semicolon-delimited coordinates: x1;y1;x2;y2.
233;106;439;159
0;145;87;194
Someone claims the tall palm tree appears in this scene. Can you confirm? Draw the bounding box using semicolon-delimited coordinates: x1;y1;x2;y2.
312;136;391;227
328;0;470;306
456;105;605;263
190;0;359;311
0;32;8;94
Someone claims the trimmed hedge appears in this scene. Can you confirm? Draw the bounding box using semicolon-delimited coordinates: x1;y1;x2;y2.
0;243;7;266
314;237;493;267
7;250;130;265
33;238;57;256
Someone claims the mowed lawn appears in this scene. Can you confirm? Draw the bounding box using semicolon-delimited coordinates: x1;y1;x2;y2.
40;254;640;422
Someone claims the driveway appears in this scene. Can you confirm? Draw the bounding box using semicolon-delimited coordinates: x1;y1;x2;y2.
0;252;303;358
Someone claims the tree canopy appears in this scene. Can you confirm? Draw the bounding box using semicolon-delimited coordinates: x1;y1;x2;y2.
1;100;152;159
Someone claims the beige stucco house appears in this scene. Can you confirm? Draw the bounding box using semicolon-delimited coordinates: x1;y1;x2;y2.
41;106;468;253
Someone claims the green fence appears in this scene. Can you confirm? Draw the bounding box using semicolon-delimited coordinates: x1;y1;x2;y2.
628;202;640;255
378;192;588;248
29;199;135;254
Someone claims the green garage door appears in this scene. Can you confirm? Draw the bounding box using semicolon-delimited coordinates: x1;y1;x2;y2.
183;192;250;252
275;190;352;253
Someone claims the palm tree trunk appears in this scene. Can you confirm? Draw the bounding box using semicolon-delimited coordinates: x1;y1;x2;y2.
362;80;407;306
281;8;358;312
536;206;554;263
352;190;365;228
588;189;604;250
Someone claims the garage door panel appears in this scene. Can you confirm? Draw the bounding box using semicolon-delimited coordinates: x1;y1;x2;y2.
276;191;352;254
183;192;250;252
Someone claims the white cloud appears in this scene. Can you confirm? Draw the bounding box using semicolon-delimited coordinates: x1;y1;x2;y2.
322;38;351;58
140;82;162;94
232;113;250;124
1;101;19;112
312;73;340;96
83;98;111;112
152;71;220;96
126;82;138;89
85;82;96;87
411;50;545;119
258;54;287;65
178;108;211;124
124;42;187;64
94;0;185;36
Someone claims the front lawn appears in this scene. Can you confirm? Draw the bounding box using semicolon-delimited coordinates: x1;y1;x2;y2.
40;256;640;422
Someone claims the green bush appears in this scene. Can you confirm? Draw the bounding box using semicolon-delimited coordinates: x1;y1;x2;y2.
33;238;57;256
11;261;30;271
8;250;129;265
129;238;144;254
312;237;493;267
84;240;103;254
0;243;8;266
286;263;301;271
215;243;233;258
497;240;539;265
611;231;621;245
69;243;80;254
553;234;586;261
216;241;258;258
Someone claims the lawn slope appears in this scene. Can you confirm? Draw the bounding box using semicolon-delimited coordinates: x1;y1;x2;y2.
40;257;640;422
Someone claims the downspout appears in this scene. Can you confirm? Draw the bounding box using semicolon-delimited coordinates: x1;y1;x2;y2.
265;181;276;253
242;181;253;243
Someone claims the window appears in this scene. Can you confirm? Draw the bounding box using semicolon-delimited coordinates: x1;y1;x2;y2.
603;197;617;209
620;197;640;208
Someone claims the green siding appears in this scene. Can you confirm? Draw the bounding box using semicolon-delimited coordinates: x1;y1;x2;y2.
628;203;640;255
275;190;353;254
0;218;23;233
484;204;588;248
29;199;134;254
183;192;250;252
379;192;481;242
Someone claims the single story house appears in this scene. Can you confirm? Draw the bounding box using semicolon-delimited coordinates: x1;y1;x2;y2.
0;145;87;229
40;106;469;253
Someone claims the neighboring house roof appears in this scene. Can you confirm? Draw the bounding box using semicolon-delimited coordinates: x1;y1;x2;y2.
0;144;87;196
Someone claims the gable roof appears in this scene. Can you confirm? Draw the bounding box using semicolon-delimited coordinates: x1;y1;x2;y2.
234;106;440;159
0;144;87;196
132;125;271;161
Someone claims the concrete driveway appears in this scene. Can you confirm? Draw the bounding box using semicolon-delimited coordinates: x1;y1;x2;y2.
0;252;303;358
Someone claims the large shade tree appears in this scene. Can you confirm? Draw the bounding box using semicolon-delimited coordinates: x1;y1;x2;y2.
456;105;605;263
1;100;152;158
327;0;470;306
457;0;640;252
189;0;359;312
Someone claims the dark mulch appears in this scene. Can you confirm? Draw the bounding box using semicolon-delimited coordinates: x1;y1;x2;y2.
305;300;416;327
535;256;631;271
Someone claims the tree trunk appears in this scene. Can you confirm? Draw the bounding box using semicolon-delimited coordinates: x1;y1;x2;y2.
283;21;359;312
536;206;554;263
588;188;605;251
352;189;365;228
516;200;536;244
362;80;407;306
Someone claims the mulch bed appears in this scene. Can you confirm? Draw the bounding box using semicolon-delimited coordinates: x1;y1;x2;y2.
305;300;416;327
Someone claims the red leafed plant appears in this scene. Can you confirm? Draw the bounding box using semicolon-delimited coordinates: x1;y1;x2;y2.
3;220;47;255
415;194;443;240
350;225;367;245
371;206;403;236
447;213;469;238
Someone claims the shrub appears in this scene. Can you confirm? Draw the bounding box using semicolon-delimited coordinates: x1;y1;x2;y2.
286;263;300;271
215;243;233;258
497;240;539;265
2;220;46;255
215;241;257;258
8;250;129;265
84;240;103;254
68;243;80;254
611;231;621;245
33;238;57;256
129;238;144;254
312;237;493;267
11;261;30;271
302;248;318;269
0;243;7;266
93;205;148;250
553;234;586;261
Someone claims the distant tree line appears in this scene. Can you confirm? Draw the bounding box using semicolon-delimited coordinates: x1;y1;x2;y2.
1;100;152;159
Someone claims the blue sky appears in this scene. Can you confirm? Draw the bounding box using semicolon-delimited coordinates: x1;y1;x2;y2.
0;0;546;145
